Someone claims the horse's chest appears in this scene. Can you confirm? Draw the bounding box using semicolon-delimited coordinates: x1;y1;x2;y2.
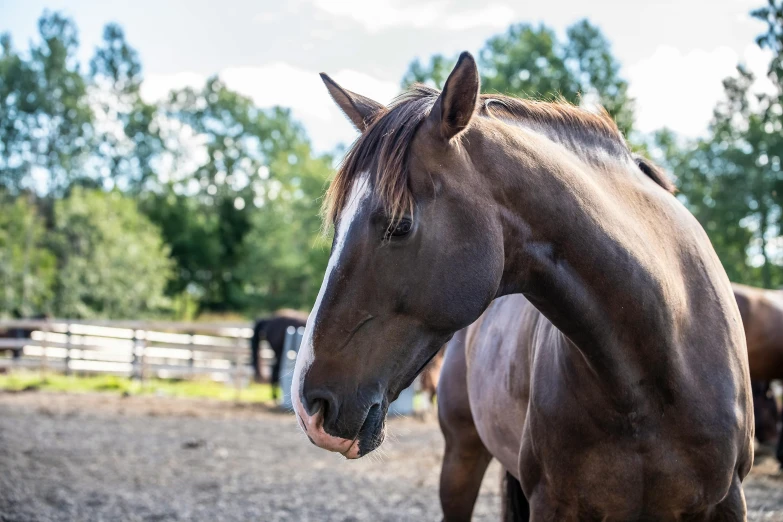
518;375;740;520
520;432;730;520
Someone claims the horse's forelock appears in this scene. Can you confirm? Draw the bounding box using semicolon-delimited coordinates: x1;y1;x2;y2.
323;86;439;230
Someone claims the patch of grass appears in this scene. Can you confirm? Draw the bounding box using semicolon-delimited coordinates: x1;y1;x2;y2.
0;371;275;403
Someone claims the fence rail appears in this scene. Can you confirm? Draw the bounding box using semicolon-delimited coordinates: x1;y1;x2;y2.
0;319;265;390
1;319;422;414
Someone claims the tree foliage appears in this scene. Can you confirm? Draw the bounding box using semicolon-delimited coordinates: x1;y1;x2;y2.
89;23;163;192
0;11;331;318
0;12;93;193
0;194;56;317
140;78;331;313
50;188;173;318
656;0;783;287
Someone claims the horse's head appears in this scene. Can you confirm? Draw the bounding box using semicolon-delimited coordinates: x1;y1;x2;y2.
292;54;503;458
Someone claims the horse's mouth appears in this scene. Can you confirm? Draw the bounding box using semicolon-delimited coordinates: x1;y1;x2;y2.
356;403;386;457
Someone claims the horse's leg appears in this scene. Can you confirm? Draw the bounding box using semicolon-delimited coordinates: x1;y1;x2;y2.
501;470;531;522
440;421;491;522
705;475;746;521
776;402;783;469
438;332;492;522
271;352;282;401
250;335;261;384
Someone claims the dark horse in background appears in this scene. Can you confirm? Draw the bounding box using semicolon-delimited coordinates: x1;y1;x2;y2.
250;309;308;400
292;53;751;520
734;283;783;466
0;313;48;360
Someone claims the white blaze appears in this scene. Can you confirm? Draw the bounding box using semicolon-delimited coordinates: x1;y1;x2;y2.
291;174;371;413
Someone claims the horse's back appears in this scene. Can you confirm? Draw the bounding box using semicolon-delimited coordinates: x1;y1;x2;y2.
270;309;308;339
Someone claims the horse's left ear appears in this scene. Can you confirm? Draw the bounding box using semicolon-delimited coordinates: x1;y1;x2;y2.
429;52;480;141
320;73;386;132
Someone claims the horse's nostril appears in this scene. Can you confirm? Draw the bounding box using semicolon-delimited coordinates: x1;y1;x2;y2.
315;398;329;425
303;389;339;426
310;398;326;417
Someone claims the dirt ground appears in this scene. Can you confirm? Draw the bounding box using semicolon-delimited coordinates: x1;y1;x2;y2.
0;392;782;521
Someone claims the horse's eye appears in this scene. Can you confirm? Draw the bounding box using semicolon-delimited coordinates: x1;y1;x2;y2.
385;218;413;239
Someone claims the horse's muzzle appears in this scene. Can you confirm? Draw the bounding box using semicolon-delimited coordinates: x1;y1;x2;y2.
296;405;361;459
293;386;385;459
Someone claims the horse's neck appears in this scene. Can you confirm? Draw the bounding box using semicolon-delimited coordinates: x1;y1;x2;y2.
488;136;688;392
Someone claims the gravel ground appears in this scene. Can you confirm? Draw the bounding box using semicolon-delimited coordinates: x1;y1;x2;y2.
0;392;781;522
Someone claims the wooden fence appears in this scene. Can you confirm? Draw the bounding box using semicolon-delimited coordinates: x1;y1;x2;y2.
0;319;264;389
0;319;421;413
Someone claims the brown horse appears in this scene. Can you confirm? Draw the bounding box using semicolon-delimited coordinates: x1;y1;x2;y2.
733;283;783;380
751;380;779;445
292;53;752;520
733;283;783;460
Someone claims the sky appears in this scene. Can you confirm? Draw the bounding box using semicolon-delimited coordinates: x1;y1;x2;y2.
1;0;776;153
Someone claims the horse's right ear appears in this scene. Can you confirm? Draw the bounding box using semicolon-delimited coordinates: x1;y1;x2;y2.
428;52;480;141
320;73;385;132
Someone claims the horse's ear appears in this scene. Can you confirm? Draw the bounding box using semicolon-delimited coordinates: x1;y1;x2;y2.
429;52;480;141
320;73;385;132
633;155;677;194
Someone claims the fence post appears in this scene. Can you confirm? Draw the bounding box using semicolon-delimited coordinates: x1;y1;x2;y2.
187;331;195;380
64;322;72;376
12;325;23;361
138;329;148;387
280;326;301;409
130;329;138;380
11;324;23;370
233;329;243;403
39;319;49;378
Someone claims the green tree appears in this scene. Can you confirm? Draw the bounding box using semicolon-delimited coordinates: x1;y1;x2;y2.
657;1;783;287
753;0;783;91
402;20;635;136
0;193;56;317
236;146;332;313
142;78;332;314
0;35;38;191
563;20;634;137
0;12;93;193
51;188;173;318
0;11;344;318
401;54;457;90
89;23;164;192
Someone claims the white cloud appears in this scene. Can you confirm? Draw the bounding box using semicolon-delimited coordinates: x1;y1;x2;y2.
628;44;774;137
221;63;400;151
442;5;515;31
310;0;513;32
141;64;400;153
